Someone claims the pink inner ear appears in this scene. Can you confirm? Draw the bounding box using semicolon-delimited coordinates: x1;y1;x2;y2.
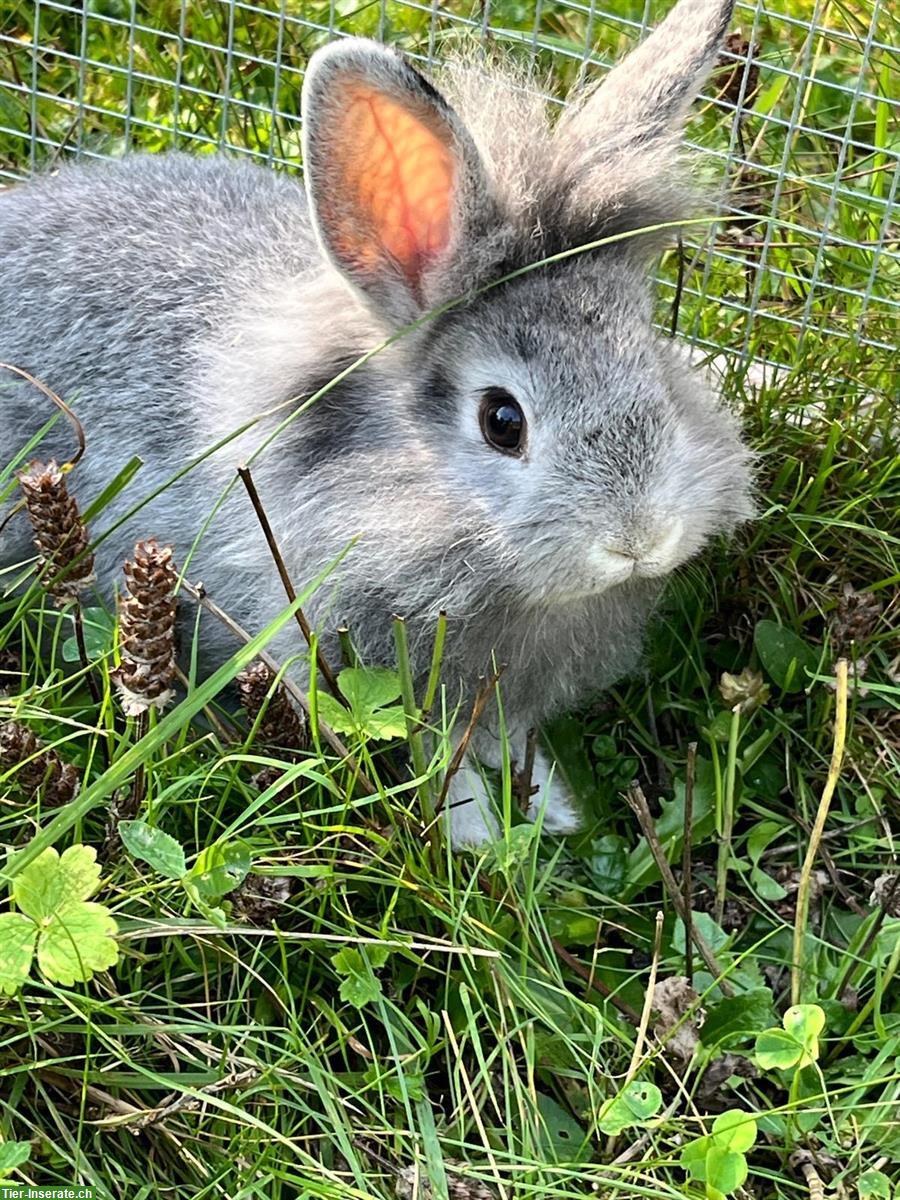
329;84;455;285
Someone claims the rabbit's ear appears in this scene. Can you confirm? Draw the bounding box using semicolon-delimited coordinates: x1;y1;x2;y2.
302;39;491;323
555;0;734;179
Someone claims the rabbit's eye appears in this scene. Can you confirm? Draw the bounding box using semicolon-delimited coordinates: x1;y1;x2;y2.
479;388;526;455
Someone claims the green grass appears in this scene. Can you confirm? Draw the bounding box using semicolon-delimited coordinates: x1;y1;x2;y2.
1;2;898;1198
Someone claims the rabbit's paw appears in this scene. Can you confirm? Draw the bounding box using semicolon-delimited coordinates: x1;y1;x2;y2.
527;750;581;834
445;767;500;848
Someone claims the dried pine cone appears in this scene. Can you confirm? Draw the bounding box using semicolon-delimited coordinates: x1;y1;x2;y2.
832;583;882;653
237;660;309;753
718;32;760;107
0;720;80;807
231;874;293;924
18;459;95;601
111;539;178;717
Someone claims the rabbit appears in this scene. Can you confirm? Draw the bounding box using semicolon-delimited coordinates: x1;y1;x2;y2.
0;0;753;847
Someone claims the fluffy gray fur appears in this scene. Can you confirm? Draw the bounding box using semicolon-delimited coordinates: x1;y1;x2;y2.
0;0;752;844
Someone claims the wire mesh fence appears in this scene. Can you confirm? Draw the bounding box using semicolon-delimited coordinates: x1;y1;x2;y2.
0;1;896;373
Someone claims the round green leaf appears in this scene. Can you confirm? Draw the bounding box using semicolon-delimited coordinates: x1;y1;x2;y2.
712;1110;757;1153
706;1146;749;1194
755;1027;801;1071
535;1093;590;1164
783;1003;825;1067
680;1134;712;1180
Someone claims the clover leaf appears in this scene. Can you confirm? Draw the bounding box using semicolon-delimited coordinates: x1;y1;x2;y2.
755;1003;825;1071
680;1110;757;1198
0;845;118;993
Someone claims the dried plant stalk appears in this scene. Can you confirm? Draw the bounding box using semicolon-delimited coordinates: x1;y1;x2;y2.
0;720;80;807
111;539;178;717
18;459;95;601
237;660;309;753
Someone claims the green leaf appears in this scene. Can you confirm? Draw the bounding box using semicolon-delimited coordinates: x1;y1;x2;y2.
337;666;401;714
750;864;788;901
332;947;382;1008
783;1003;825;1067
61;607;115;663
597;1080;662;1135
0;1140;31;1176
541;716;596;800
535;1093;591;1163
673;910;730;957
712;1110;757;1154
857;1170;893;1200
119;820;187;880
755;1027;802;1071
705;1147;748;1193
36;900;118;986
701;989;775;1048
189;840;251;898
590;834;628;894
680;1134;712;1180
14;844;102;919
0;913;38;996
747;820;785;865
363;704;409;740
484;823;537;872
625;758;715;898
754;620;818;693
315;691;358;736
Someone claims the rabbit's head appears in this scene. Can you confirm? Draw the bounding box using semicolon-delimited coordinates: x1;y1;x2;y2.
300;0;753;614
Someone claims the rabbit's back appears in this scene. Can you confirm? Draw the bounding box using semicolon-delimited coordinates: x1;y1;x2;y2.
0;153;316;461
0;154;320;574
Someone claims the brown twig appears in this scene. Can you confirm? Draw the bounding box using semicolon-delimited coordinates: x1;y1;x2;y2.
625;784;733;996
237;464;344;703
682;742;697;984
551;937;640;1025
179;578;375;795
514;727;538;814
434;669;503;816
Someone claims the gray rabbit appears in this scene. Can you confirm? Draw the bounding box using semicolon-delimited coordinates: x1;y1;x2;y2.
0;0;753;845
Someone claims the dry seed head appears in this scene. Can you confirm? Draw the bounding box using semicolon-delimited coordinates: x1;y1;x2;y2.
832;583;882;653
111;539;178;717
231;873;293;924
237;660;309;753
0;720;81;807
17;459;95;602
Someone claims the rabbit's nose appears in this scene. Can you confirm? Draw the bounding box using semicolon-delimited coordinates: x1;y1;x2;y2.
634;516;685;573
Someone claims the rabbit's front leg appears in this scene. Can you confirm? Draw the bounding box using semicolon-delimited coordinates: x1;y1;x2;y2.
523;747;581;834
447;725;581;844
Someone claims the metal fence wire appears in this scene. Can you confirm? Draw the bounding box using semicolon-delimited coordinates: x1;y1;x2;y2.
0;1;896;373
